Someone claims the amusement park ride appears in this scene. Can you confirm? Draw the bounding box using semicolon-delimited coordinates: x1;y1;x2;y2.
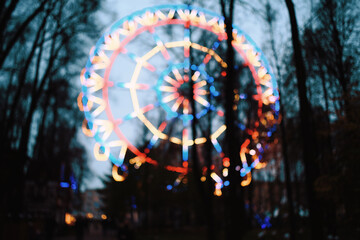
78;4;280;196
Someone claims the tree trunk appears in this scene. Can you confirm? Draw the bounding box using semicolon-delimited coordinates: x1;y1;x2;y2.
284;0;323;239
279;103;297;240
221;0;246;239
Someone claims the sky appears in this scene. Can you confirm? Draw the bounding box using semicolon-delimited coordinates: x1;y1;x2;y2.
81;0;312;190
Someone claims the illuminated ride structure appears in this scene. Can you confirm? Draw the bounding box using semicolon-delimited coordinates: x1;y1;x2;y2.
78;4;279;196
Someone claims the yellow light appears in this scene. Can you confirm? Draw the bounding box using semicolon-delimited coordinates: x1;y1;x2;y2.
255;162;267;169
200;176;206;182
211;125;226;140
241;173;252;187
159;86;177;92
165;41;186;48
168;9;175;19
172;68;183;82
92;50;110;70
246;49;261;67
104;33;120;51
170;137;182;144
112;165;126;182
194;137;207;144
88;72;104;93
94;143;109;161
87;95;106;117
156;10;167;20
142;46;160;60
222;168;228;177
192;71;201;81
101;214;107;220
94;119;113;141
210;172;222;183
193;79;206;88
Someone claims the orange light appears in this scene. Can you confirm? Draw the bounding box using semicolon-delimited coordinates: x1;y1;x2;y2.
101;214;107;220
65;213;76;225
214;189;222;196
223;157;230;167
112;165;126;182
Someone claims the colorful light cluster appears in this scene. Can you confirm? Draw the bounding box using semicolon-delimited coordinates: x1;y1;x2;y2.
79;4;279;195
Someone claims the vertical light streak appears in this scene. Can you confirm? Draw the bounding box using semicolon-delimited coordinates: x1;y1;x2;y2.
182;128;189;162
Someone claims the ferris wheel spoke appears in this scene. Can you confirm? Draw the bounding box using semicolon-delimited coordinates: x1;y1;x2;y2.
182;128;189;164
144;120;168;153
162;92;180;103
115;103;159;125
194;95;210;107
126;51;157;72
150;29;171;62
115;82;150;90
171;96;184;112
171;68;184;84
164;76;181;88
201;38;222;67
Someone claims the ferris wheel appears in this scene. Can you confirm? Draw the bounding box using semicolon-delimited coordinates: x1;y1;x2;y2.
78;4;279;195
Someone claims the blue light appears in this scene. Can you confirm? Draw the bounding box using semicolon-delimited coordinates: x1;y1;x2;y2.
82;96;88;105
60;182;70;188
224;181;230;186
166;185;173;190
238;123;246;130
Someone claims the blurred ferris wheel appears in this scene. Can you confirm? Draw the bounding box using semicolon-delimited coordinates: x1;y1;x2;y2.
78;4;280;195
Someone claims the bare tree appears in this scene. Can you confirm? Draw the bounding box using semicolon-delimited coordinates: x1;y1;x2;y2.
284;0;324;239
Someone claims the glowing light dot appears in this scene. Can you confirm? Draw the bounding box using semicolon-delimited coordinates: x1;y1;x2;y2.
65;213;76;226
224;181;230;186
235;165;241;171
101;214;107;220
223;157;230;167
200;176;206;182
166;185;173;190
249;149;256;155
222;168;228;177
214;189;222;196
